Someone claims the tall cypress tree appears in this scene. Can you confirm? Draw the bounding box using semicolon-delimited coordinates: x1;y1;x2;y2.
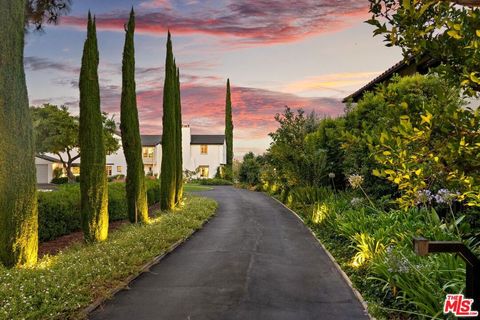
120;9;148;223
79;13;109;242
225;79;234;180
0;0;38;267
175;67;183;204
160;32;176;211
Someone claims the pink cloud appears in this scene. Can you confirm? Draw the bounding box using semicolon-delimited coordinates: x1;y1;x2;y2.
31;80;344;154
59;1;369;44
130;84;344;151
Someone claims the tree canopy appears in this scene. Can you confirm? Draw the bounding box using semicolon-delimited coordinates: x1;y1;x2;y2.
31;104;119;181
120;9;149;223
26;0;71;30
367;0;480;95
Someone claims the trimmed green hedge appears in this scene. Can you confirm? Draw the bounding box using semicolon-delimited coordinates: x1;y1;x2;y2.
38;180;161;241
191;178;233;186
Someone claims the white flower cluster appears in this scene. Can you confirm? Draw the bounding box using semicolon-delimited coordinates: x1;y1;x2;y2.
348;174;364;189
350;197;363;207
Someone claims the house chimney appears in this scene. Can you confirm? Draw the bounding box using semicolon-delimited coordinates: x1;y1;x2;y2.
182;124;191;168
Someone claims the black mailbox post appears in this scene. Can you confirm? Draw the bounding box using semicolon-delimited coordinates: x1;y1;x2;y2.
413;237;480;314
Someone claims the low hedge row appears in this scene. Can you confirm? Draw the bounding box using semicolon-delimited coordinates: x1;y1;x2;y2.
191;178;233;185
38;180;161;241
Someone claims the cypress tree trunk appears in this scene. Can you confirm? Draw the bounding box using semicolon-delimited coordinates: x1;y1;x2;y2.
79;13;109;242
120;9;148;223
0;0;38;267
175;67;183;204
160;32;177;211
225;79;234;180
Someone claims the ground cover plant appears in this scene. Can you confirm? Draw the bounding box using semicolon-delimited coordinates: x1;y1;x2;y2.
0;195;217;320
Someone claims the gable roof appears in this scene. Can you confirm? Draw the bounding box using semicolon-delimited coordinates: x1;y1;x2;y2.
343;56;440;103
190;135;225;145
36;154;61;163
141;135;162;146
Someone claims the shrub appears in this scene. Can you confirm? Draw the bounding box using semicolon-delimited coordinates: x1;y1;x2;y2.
50;177;69;184
191;178;233;186
108;174;125;182
238;152;261;186
38;180;161;241
38;185;81;241
289;186;332;206
145;179;161;205
53;167;63;179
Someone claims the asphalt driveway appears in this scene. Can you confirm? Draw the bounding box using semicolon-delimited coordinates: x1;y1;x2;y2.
90;186;369;320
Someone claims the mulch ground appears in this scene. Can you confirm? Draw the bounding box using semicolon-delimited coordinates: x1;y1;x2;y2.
38;204;162;258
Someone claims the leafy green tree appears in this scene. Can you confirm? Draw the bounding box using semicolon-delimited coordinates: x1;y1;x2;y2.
0;0;38;267
268;107;319;190
25;0;71;31
239;152;261;186
225;79;234;180
31;104;119;182
305;117;346;188
367;75;480;209
174;67;183;204
160;32;177;211
79;12;108;242
120;9;148;223
367;0;480;95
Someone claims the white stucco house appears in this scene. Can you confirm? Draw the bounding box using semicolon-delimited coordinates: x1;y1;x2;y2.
35;124;226;183
35;154;63;184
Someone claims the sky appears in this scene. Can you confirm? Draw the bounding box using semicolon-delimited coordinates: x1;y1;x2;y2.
24;0;402;157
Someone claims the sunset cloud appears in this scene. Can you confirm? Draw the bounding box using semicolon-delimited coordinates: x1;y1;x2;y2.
283;71;381;97
52;81;340;155
132;84;344;141
59;0;369;44
25;52;346;154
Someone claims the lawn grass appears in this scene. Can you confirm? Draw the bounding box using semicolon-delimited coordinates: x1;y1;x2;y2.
184;183;213;192
0;195;217;320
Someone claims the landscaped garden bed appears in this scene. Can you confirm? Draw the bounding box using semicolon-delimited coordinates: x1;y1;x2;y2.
275;188;470;319
0;195;217;320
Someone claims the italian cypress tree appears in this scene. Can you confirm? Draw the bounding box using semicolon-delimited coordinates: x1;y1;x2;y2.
79;13;109;242
225;79;234;180
0;0;38;267
120;9;148;223
175;67;183;204
160;32;177;211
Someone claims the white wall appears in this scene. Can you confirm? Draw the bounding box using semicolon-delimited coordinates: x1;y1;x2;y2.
35;157;59;183
106;148;128;176
189;144;224;178
35;129;226;182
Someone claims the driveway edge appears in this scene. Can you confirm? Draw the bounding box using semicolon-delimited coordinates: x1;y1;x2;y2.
79;212;217;319
270;195;373;320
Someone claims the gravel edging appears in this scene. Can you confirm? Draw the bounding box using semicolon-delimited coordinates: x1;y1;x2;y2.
78;211;217;319
270;195;373;320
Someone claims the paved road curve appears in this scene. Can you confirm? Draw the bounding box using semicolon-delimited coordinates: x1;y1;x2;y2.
91;186;369;320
